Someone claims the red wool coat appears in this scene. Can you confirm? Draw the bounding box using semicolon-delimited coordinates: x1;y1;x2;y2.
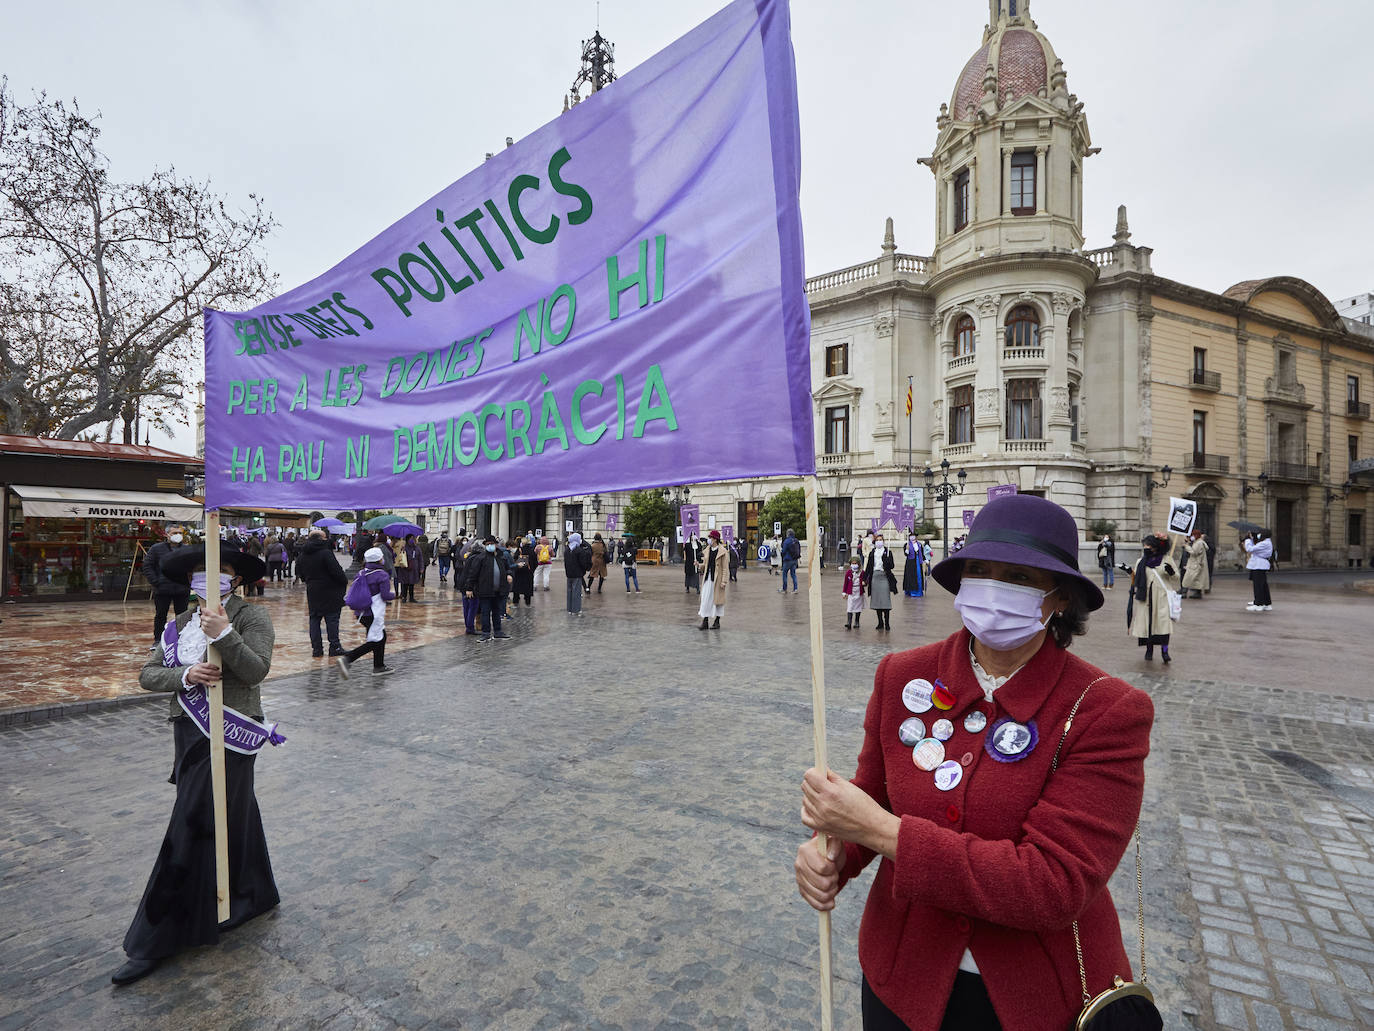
838;629;1153;1031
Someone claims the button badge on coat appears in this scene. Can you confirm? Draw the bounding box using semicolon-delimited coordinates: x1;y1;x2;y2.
931;680;956;710
933;760;963;791
912;738;945;771
903;678;935;713
931;718;954;742
898;717;926;747
985;717;1039;762
962;709;988;734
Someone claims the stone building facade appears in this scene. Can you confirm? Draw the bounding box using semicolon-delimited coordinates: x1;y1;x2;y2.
518;0;1373;570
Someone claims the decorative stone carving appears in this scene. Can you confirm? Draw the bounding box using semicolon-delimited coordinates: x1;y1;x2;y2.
1051;292;1075;315
931;399;943;433
875;314;895;338
1050;385;1070;419
976;294;1000;318
875;401;895;430
976;388;1000;420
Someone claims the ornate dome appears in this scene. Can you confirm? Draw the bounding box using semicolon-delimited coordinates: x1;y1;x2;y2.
949;23;1059;120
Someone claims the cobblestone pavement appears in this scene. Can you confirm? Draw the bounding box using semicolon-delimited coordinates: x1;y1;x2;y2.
1;566;1371;1029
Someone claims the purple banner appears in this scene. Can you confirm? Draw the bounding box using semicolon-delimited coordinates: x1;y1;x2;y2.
605;513;619;533
202;0;809;511
879;490;904;529
679;504;701;538
722;524;735;544
962;509;976;528
900;504;916;529
987;483;1019;501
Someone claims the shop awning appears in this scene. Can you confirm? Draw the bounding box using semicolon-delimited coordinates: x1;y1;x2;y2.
8;484;202;521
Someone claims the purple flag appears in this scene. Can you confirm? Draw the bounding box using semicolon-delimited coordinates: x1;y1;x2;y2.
879;490;904;529
987;484;1018;501
680;504;701;538
605;513;619;532
202;0;810;511
722;524;735;544
900;504;916;529
962;509;976;528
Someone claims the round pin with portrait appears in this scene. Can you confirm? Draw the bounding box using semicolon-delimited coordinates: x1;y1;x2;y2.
933;760;964;791
985;718;1038;762
932;718;955;742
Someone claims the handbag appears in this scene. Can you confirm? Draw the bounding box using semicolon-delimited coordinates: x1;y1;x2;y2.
1052;681;1164;1031
1151;568;1182;622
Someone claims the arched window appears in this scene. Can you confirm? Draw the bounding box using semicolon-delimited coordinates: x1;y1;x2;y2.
954;314;975;357
1004;305;1040;349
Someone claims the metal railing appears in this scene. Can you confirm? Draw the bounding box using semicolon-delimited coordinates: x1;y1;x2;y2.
1348;400;1371;418
1262;461;1319;482
1191;368;1221;390
1182;452;1229;474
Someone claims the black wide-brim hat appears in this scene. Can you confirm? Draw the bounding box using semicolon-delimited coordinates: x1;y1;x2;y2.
931;495;1104;611
161;543;268;586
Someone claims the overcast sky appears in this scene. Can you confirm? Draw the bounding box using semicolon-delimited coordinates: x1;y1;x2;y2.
8;0;1372;454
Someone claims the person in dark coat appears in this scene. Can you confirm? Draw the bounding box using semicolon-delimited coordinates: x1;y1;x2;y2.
462;535;512;640
142;525;190;642
396;534;422;602
509;538;535;607
563;532;593;614
296;528;348;656
683;535;700;594
114;544;279;986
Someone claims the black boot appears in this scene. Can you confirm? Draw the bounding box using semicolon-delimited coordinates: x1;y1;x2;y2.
1161;646;1171;664
844;618;851;630
1144;647;1153;661
699;617;709;630
712;616;720;629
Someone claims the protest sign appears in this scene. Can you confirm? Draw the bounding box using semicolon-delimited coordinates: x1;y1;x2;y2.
722;524;734;544
202;0;810;511
987;483;1018;501
680;504;701;538
879;490;903;529
962;509;976;528
1168;496;1198;535
605;513;619;532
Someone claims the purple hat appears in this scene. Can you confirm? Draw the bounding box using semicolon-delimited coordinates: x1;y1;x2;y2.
931;495;1104;611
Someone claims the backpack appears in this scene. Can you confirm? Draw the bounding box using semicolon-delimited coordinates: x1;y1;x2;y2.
536;543;551;564
344;570;375;612
436;537;451;556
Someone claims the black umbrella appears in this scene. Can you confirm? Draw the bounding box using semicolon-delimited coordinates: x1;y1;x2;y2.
1227;520;1268;534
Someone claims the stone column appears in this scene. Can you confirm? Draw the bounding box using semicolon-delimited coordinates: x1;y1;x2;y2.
1035;147;1047;214
1002;149;1013;215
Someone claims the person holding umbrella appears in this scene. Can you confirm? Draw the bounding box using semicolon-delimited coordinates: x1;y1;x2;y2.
113;542;280;986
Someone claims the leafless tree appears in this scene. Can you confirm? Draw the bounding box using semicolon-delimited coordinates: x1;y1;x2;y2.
0;79;276;440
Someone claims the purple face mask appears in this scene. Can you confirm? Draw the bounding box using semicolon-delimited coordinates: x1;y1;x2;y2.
953;577;1055;651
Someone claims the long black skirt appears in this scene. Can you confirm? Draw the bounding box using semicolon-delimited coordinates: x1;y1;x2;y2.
123;717;279;960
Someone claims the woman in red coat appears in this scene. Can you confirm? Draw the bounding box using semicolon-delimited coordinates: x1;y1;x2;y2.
795;495;1154;1031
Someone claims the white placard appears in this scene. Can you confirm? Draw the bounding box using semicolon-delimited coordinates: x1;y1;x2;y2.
1167;497;1197;535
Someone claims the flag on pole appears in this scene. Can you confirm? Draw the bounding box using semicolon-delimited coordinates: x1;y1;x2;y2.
202;0;811;511
905;381;913;417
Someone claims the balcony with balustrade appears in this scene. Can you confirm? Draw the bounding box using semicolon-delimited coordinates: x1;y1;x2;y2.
1348;399;1371;419
1004;439;1048;453
1001;347;1047;366
805;254;931;295
948;353;976;371
1181;452;1229;475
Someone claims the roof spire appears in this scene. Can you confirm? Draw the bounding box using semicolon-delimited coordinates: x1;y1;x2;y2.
882;217;896;255
1114;205;1132;244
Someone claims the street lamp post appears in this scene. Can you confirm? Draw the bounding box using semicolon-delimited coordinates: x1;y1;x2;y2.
660;486;690;562
923;459;967;559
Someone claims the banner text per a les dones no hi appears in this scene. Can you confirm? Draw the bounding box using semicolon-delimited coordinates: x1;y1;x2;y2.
202;0;811;512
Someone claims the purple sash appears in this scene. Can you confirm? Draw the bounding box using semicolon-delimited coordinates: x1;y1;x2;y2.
161;616;286;756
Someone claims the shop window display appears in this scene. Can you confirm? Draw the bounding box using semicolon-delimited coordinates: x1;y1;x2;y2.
5;495;157;598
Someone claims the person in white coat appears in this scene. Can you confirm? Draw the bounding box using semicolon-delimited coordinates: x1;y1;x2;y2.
1243;531;1274;611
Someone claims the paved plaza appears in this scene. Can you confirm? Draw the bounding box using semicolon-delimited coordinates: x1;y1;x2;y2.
1;563;1372;1029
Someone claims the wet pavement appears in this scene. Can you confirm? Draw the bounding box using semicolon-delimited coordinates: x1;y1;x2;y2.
1;561;1371;1029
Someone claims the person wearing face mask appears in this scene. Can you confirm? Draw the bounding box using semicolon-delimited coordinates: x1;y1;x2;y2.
842;555;865;630
114;543;280;986
863;534;897;630
1127;532;1181;662
462;535;513;640
340;547;397;675
795;495;1154;1031
902;533;926;598
142;524;191;643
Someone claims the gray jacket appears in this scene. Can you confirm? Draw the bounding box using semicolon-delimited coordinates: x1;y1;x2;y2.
139;594;275;721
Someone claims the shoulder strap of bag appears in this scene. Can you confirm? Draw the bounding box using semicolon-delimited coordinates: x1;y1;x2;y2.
1050;676;1149;1005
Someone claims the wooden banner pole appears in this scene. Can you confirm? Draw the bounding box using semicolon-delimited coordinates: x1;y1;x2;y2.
803;475;834;1031
202;509;231;923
